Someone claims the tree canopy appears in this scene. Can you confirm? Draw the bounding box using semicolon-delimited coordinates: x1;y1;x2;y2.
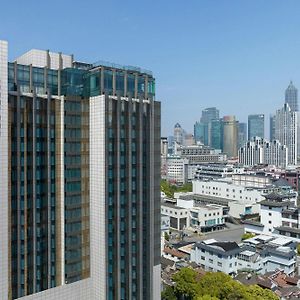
162;268;279;300
161;180;192;198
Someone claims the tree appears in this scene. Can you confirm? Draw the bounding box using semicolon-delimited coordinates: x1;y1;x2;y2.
170;268;279;300
297;244;300;255
161;286;177;300
196;296;219;300
241;232;255;241
246;285;279;300
173;268;200;299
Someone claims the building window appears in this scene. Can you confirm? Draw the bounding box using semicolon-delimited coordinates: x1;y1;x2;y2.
217;262;222;267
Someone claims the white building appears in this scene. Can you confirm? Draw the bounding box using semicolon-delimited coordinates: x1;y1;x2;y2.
191;236;297;276
244;192;300;242
192;179;268;204
166;155;188;184
194;164;244;180
191;239;241;275
275;103;298;165
161;199;227;232
238;137;288;167
240;235;297;275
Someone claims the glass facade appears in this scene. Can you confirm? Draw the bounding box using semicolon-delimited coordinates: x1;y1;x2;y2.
7;56;158;300
9;94;56;298
248;114;264;140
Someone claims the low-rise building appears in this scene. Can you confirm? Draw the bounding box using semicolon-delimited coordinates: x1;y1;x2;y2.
244;192;300;241
161;199;227;232
191;239;241;275
191;236;297;276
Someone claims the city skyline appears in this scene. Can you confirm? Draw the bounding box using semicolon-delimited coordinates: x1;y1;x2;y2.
1;1;300;136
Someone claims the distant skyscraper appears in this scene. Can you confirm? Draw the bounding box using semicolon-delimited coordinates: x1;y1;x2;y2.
238;122;247;148
270;114;276;140
199;107;220;146
200;107;219;123
174;123;184;145
0;41;160;300
210;119;222;150
285;81;298;112
222;116;238;158
275;103;297;165
248;114;264;140
194;121;207;145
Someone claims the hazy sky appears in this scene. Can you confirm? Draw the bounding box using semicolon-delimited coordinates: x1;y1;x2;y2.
1;1;300;136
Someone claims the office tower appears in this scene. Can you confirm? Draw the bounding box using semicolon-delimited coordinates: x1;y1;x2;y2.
174;123;184;145
201;107;219;123
199;107;219;146
222;116;238;158
194;121;207;144
238;137;288;167
161;137;168;157
275;103;297;165
210;119;222;150
285;81;298;112
270;114;276;140
248;114;264;140
238;122;247;148
0;41;160;300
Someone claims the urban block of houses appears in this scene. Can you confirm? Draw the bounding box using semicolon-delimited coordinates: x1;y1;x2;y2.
190;235;297;276
243;192;300;242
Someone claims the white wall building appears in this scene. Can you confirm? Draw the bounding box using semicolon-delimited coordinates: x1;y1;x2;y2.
166;156;187;184
238;137;288;167
192;179;268;204
275;103;298;165
191;239;241;275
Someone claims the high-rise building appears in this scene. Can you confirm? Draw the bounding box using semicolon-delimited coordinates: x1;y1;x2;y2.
194;121;207;144
199;107;219;146
275;103;297;165
0;41;160;300
285;81;298;112
222;116;238;158
210;119;222;150
238;137;288;167
238;122;247;148
200;107;219;123
174;123;184;145
270;114;276;140
248;114;264;140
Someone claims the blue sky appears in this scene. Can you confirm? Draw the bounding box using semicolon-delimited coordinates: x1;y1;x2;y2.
1;1;300;136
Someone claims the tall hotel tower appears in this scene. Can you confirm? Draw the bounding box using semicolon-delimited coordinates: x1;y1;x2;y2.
0;40;161;300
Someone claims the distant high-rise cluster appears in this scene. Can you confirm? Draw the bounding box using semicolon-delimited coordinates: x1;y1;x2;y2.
170;82;299;167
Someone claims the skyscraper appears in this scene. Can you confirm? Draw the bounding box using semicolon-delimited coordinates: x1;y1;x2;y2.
238;122;247;148
200;107;219;123
174;123;184;145
248;114;264;140
0;41;160;300
222;116;238;158
194;121;207;144
275;103;297;165
200;107;219;146
270;114;276;140
285;81;298;112
210;119;222;150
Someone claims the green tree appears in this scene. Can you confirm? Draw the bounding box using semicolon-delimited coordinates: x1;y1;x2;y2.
246;285;279;300
241;232;255;241
196;296;219;300
161;286;177;300
173;268;200;299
